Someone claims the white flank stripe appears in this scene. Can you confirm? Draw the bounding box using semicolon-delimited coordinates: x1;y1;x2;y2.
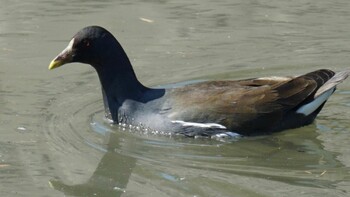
171;120;227;129
296;87;335;116
214;132;241;138
257;76;292;81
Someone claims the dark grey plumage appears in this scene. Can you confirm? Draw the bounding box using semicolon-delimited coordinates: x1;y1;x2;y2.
49;26;350;137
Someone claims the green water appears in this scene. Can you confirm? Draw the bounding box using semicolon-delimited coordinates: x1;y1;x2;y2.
1;1;350;196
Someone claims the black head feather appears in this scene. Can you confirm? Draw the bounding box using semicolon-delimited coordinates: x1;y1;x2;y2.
70;26;129;70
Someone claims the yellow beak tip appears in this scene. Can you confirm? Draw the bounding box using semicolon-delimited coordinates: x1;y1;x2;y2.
48;60;61;70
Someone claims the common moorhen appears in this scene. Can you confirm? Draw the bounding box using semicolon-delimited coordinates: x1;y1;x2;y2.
49;26;350;137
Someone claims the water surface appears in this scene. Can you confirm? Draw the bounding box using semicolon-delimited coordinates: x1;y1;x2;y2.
1;0;350;196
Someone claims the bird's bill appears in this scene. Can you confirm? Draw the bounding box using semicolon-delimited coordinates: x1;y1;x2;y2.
48;38;75;70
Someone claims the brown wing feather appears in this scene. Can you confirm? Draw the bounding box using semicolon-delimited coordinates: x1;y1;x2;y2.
166;69;336;134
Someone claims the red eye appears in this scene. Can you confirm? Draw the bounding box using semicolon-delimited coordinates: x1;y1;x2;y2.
82;39;90;47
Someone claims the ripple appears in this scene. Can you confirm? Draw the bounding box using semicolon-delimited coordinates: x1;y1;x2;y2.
42;76;350;196
45;95;105;154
